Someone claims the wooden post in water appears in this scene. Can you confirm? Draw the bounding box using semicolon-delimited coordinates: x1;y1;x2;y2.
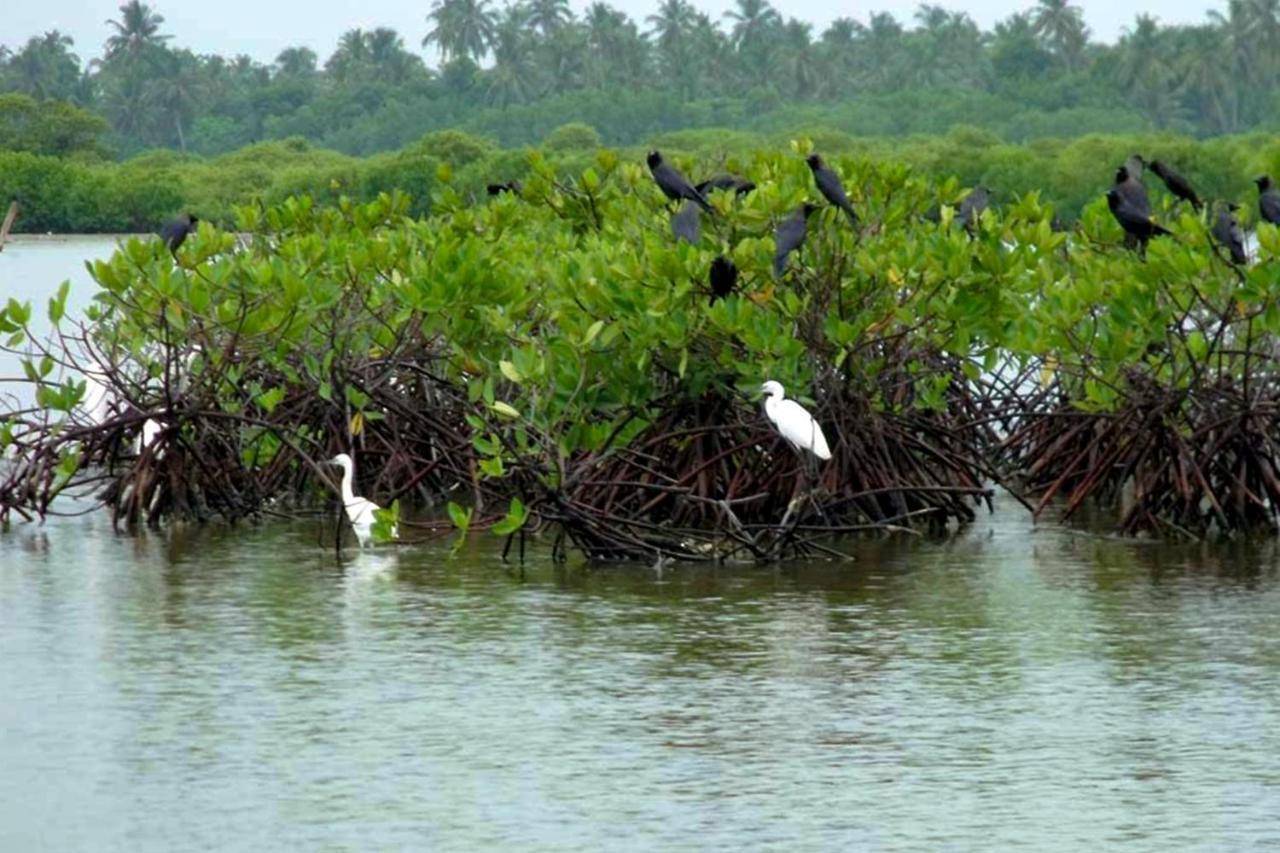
0;200;19;252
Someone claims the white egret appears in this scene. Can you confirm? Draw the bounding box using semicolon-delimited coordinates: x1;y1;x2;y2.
327;453;395;547
760;380;831;461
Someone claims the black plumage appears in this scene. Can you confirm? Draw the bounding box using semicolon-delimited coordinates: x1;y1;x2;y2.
695;175;756;195
671;201;701;245
709;255;738;303
773;203;818;278
957;186;991;231
1107;189;1170;250
805;154;858;225
1212;203;1247;266
486;181;523;196
1114;165;1151;217
1149;161;1202;209
160;213;198;253
1257;176;1280;225
647;151;713;213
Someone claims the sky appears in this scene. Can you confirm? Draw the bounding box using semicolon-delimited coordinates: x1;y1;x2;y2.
5;0;1226;64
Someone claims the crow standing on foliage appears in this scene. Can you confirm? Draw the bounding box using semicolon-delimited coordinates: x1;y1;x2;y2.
671;202;701;245
1114;165;1150;217
805;154;858;225
696;175;756;196
1148;160;1202;210
957;186;991;231
647;151;714;213
1258;176;1280;225
160;213;198;253
773;203;818;278
1107;188;1170;251
486;181;522;196
709;255;738;303
1212;203;1248;266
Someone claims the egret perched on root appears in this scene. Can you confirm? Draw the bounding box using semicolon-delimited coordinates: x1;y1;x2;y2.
327;453;395;547
760;381;831;462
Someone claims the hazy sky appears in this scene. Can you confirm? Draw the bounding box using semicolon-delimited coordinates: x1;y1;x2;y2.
6;0;1225;64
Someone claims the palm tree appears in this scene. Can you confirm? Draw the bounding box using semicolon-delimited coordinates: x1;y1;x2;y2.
274;47;318;79
146;50;202;151
104;1;170;65
1176;25;1237;133
1030;0;1088;71
326;29;372;84
647;0;699;96
366;28;422;84
6;31;81;100
487;3;539;104
424;0;497;63
775;19;816;98
527;0;573;36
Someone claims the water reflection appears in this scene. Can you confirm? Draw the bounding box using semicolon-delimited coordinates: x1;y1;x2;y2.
2;498;1280;849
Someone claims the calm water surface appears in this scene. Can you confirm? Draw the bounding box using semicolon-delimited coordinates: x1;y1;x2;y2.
3;504;1280;851
4;237;1280;850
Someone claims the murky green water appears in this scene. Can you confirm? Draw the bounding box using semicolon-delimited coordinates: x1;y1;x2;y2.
3;504;1280;850
5;238;1280;849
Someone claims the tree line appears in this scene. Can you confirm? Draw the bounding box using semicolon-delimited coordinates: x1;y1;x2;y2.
1;0;1278;158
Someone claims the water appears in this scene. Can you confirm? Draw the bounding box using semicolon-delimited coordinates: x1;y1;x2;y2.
0;235;123;408
4;238;1280;849
3;504;1280;850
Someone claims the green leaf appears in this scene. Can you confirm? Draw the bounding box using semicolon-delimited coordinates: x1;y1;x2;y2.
446;501;472;532
499;360;522;383
582;319;604;347
491;400;520;419
493;497;528;536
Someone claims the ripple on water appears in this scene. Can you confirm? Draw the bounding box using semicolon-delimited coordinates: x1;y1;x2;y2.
2;502;1280;850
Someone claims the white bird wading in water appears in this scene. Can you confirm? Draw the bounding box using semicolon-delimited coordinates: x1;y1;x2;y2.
327;453;394;546
760;381;831;461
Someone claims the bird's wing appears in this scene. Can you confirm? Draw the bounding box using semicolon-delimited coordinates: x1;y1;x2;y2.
1262;194;1280;223
346;498;381;529
776;399;829;458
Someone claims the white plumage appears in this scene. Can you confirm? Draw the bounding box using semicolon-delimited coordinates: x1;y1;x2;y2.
328;453;395;546
761;380;831;461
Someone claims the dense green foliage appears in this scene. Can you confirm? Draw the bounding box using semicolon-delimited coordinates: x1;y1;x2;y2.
4;123;1280;234
2;0;1280;159
4;143;1280;547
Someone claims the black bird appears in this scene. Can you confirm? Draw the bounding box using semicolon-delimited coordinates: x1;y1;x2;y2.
773;203;818;278
1148;160;1202;210
1257;176;1280;225
486;181;523;196
1114;165;1151;217
160;213;198;253
709;255;738;303
805;154;858;225
671;202;701;245
957;186;991;231
1212;203;1248;266
647;151;713;213
695;175;756;196
1107;189;1170;250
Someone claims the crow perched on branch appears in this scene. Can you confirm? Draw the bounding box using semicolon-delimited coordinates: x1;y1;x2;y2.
773;203;818;278
1258;176;1280;225
1114;165;1150;217
695;175;756;196
957;186;991;232
1212;203;1247;266
160;213;198;253
647;151;713;213
805;154;858;225
671;202;701;245
486;181;523;196
1107;189;1170;252
1148;160;1202;210
709;255;738;303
